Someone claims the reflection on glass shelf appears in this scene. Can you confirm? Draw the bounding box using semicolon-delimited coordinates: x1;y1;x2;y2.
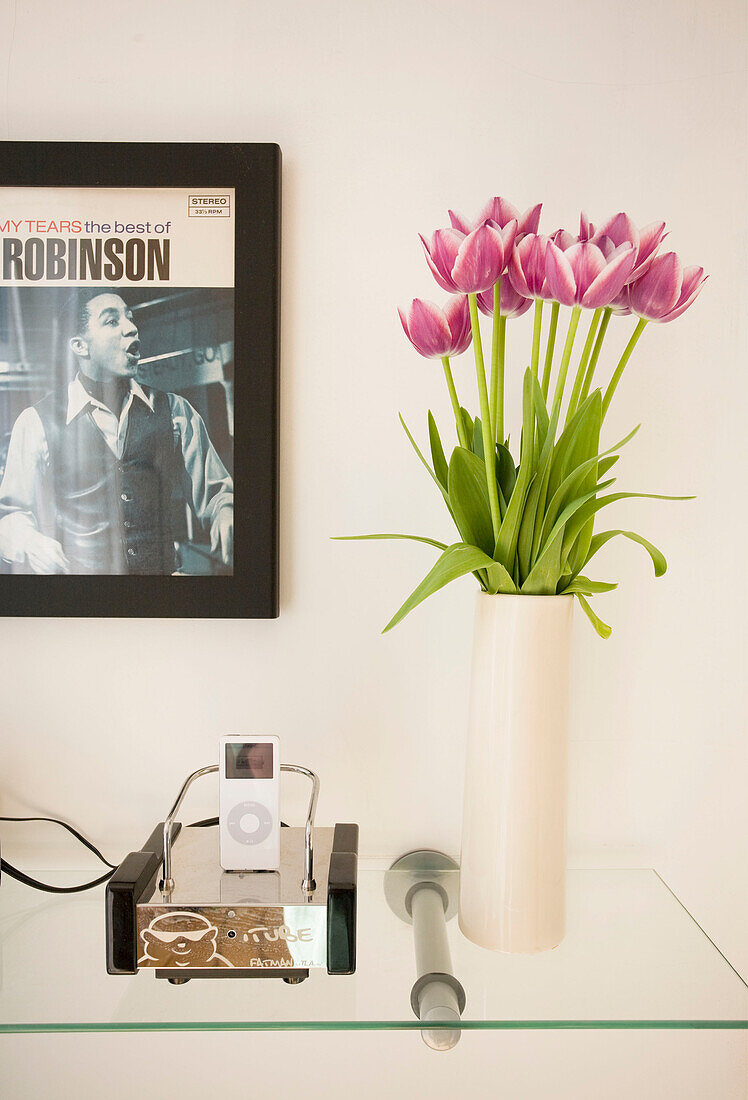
0;868;745;1033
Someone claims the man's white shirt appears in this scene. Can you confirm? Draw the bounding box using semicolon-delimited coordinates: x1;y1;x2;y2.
0;375;233;565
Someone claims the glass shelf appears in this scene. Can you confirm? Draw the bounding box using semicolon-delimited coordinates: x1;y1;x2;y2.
0;867;745;1033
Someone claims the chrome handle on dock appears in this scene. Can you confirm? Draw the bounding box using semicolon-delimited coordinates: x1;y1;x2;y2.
161;764;218;894
281;764;319;894
160;762;320;897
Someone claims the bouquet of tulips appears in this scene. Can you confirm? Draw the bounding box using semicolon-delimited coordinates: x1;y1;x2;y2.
343;199;706;637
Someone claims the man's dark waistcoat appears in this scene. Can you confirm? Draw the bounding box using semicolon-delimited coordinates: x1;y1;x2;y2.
36;386;180;574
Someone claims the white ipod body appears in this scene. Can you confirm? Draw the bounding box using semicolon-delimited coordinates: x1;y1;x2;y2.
219;735;281;871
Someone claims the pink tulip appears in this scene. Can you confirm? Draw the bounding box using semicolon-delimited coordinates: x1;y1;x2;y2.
592;212;667;283
627;252;707;322
579;212;596;241
553;213;596;250
545;239;637;309
420;220;517;295
398;295;472;358
418;228;465;293
449;196;542;240
552;228;578;251
507;233;555;300
608;285;632;316
477;279;532;319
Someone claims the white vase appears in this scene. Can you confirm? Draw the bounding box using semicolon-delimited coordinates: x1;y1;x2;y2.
458;592;574;953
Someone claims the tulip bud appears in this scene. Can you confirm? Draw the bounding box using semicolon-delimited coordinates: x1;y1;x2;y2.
419;228;465;294
507;234;554;300
592;213;667;283
477;279;532;319
545;240;636;309
398;295;472;358
421;219;517;296
450;222;517;294
628;253;707;322
449;196;541;240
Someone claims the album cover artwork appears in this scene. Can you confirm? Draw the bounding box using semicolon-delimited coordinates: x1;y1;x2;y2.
0;142;280;617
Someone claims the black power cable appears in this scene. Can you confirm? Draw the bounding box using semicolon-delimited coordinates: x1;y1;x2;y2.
0;816;118;894
0;816;292;893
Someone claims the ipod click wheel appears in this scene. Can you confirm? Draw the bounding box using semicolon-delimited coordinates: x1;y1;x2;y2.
219;736;281;871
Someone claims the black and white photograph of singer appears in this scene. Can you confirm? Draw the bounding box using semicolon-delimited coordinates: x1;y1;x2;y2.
0;288;234;575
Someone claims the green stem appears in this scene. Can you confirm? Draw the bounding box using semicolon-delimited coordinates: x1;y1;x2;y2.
565;307;602;425
441;356;469;449
549;306;582;429
602;318;648;418
468;293;502;543
489;278;501;445
541;301;559;401
579;306;612;404
531;298;544;379
497;315;506;446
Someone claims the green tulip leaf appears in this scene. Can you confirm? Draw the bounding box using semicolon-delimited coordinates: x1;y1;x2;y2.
561;575;618;595
495;442;517;503
552;393;603;570
582;529;668;577
520;535;562;594
332;533;448;550
562;411;643;576
459;407;473;450
518;462;549;580
575;593;613;639
399;412;449;504
546;392;597;501
532;375;550;452
494;369;536;571
400;410;469;547
428;411;449;491
597;454;620;477
448;447;496;559
517;374;559;578
398;412;490;585
520;479;616;594
543;396;606;576
472;416;484;460
333;531;491;594
541;421;638;547
382;543;516;633
561;491;695;572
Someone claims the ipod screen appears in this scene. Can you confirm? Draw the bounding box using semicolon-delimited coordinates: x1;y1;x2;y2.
226;742;274;779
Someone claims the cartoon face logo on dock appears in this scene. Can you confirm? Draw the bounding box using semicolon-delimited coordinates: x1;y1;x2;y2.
139;911;232;968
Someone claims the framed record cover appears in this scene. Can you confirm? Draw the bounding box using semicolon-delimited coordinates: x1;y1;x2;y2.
0;142;280;617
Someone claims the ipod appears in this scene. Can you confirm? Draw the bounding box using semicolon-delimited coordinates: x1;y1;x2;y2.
219;736;281;871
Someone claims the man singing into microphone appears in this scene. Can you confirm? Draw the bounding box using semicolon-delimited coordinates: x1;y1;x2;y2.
0;290;233;575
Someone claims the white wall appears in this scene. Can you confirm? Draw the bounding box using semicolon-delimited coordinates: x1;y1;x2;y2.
0;0;745;1096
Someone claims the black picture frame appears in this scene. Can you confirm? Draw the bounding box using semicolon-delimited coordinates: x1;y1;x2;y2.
0;141;280;618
